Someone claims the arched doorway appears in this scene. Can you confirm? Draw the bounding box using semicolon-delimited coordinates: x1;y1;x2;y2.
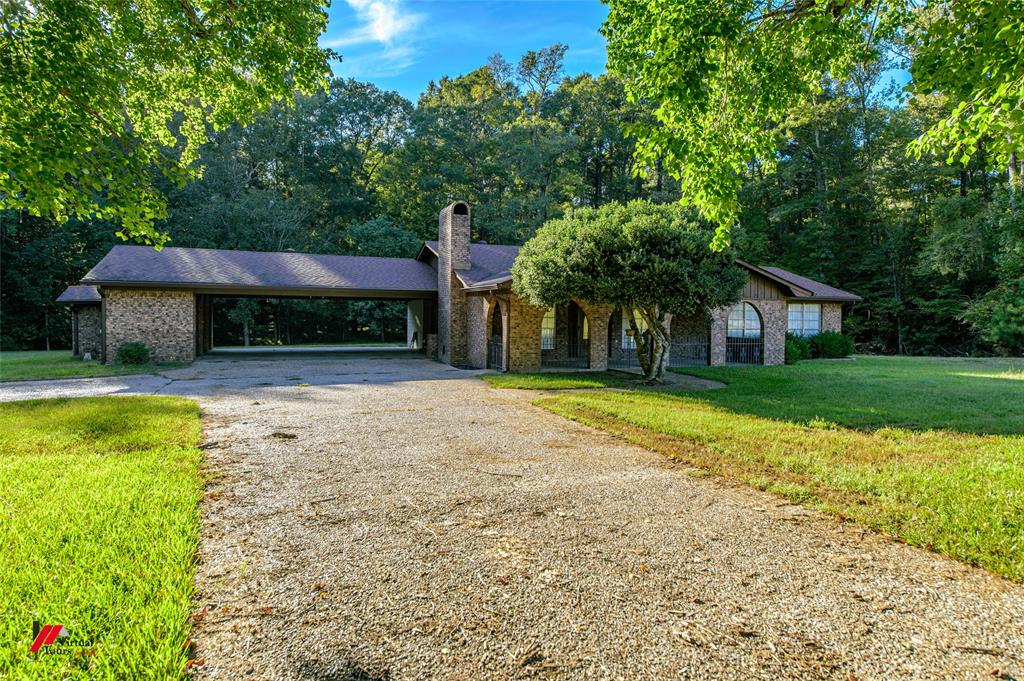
541;302;590;368
726;302;763;364
487;301;504;370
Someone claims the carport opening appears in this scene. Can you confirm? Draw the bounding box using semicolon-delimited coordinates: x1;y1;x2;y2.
205;296;423;352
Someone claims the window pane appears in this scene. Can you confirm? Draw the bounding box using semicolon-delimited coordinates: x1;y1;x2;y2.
541;308;555;350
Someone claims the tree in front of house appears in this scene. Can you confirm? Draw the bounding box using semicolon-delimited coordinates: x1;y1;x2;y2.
512;200;746;381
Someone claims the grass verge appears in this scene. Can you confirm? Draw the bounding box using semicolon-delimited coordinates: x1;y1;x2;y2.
511;357;1023;580
0;351;185;382
0;396;204;678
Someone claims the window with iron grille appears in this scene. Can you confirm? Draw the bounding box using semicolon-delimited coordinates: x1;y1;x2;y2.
728;303;762;338
787;303;821;337
541;307;555;350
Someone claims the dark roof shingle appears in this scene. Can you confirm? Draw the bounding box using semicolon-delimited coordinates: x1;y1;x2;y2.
422;241;520;289
81;245;438;293
56;284;101;304
760;266;861;301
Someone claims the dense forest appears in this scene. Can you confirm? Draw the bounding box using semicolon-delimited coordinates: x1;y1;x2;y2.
2;45;1021;354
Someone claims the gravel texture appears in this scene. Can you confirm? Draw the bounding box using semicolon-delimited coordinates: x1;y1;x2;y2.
2;352;1022;679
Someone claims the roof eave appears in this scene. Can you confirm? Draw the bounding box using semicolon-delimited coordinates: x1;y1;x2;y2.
85;280;438;298
789;295;862;303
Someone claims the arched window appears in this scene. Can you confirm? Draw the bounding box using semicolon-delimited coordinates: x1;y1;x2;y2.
728;303;762;338
540;307;556;350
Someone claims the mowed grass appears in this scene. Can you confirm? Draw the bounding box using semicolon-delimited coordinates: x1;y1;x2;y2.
481;371;642;390
518;356;1024;580
0;397;204;678
0;351;185;382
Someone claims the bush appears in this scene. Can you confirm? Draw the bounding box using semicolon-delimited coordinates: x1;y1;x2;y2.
785;333;812;364
810;331;854;359
115;341;150;365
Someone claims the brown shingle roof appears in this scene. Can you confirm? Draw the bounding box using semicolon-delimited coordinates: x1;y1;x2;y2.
56;284;101;304
81;246;438;294
759;266;862;301
421;241;520;289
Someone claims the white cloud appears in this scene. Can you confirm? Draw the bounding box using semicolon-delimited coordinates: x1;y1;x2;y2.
335;45;418;79
324;0;424;49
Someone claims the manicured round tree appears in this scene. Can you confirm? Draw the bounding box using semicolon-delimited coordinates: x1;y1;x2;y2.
512;200;746;381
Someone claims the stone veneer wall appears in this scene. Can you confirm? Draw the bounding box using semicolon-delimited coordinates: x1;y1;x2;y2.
821;303;843;333
104;288;195;363
75;304;103;357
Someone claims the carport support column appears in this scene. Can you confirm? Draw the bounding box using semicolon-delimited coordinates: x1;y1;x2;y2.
407;300;425;349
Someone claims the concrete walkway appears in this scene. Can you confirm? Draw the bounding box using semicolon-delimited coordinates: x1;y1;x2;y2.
1;355;1021;679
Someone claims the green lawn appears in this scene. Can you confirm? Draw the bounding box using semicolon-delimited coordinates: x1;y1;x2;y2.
0;397;203;678
496;356;1024;580
481;371;643;390
0;351;185;382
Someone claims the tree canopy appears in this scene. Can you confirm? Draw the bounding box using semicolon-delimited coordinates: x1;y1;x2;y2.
603;0;1024;246
2;43;1021;356
513;200;746;380
0;0;332;245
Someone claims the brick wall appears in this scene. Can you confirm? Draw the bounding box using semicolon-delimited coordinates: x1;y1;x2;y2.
466;295;488;368
669;312;711;365
507;294;546;372
821;303;843;333
578;302;614;370
756;300;787;366
104;288;195;363
709;306;730;366
74;304;103;358
437;202;471;365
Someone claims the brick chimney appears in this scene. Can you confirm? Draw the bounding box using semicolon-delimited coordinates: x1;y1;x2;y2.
437;201;471;365
439;201;471;271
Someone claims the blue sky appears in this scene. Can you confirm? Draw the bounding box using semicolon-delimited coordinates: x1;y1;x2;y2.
320;0;609;102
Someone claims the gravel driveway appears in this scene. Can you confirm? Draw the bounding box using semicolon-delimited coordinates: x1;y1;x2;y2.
3;352;1022;679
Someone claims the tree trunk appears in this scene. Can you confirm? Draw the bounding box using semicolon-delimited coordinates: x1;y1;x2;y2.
628;307;669;382
1009;151;1023;197
243;319;250;347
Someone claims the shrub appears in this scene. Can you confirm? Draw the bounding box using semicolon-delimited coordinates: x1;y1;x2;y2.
785;333;812;364
810;331;854;359
115;341;150;365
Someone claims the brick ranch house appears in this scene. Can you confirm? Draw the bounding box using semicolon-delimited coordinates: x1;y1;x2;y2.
58;202;860;370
